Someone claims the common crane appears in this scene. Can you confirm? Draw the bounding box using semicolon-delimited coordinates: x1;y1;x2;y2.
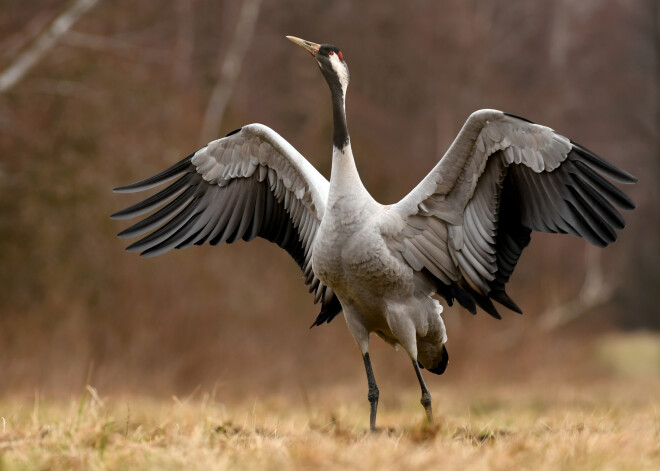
113;36;636;432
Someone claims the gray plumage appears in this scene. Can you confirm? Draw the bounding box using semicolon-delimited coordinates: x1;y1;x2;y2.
113;37;636;431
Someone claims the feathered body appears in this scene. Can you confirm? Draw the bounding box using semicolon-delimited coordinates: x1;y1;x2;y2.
312;143;448;372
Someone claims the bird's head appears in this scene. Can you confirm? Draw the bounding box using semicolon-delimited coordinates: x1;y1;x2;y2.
286;36;349;101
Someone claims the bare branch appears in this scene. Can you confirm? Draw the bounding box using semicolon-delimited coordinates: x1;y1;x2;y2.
537;246;614;331
0;10;55;59
174;0;195;88
199;0;262;145
0;0;100;94
62;31;169;64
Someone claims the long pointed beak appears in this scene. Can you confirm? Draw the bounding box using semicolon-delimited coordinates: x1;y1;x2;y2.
286;36;320;56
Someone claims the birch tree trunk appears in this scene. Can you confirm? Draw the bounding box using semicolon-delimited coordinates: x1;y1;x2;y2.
199;0;262;145
0;0;100;94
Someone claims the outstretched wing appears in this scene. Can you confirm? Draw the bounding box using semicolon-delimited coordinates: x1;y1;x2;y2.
390;109;636;318
112;124;342;324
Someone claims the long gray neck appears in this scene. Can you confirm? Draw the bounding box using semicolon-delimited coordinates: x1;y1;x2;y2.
320;62;349;150
328;90;369;202
323;68;371;203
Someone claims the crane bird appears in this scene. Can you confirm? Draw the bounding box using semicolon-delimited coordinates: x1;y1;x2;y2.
113;36;636;432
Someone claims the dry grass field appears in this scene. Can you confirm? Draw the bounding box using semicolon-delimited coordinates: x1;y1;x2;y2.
1;3;656;470
2;345;659;471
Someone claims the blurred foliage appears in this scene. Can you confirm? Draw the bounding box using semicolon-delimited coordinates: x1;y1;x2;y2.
0;0;657;395
596;332;660;378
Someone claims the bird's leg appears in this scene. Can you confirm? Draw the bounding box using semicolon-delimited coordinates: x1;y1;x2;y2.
412;359;433;424
362;352;379;433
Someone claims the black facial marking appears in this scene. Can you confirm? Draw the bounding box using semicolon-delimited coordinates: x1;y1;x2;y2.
315;43;349;149
319;44;341;57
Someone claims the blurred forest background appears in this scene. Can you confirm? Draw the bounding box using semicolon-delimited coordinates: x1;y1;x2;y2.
0;0;657;399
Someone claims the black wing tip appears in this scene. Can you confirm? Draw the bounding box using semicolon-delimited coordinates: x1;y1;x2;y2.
116;229;134;239
490;290;523;314
310;294;343;328
569;140;638;184
110;207;141;220
477;297;502;318
504;112;535;124
112;152;197;195
462;284;502;319
309;316;331;329
451;283;523;318
139;249;162;258
225;127;242;137
113;184;143;194
124;241;143;252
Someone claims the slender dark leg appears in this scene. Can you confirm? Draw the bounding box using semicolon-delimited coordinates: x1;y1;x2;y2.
412;359;433;424
362;352;379;433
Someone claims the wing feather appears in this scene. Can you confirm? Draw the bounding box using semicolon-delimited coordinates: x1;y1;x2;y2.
113;124;342;325
389;109;636;318
118;186;199;239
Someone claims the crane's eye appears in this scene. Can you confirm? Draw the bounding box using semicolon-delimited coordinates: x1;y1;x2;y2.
329;51;334;56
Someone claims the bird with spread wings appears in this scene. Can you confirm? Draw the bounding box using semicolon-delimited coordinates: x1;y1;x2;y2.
113;36;636;432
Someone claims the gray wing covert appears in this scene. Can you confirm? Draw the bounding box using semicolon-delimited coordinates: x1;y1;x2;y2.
113;124;342;324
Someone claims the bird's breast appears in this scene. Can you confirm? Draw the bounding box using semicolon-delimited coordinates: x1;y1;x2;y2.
312;201;412;303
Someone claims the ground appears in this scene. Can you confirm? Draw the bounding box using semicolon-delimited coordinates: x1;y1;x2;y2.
1;374;658;471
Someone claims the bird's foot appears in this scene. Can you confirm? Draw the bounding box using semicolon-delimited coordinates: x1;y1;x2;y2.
368;388;379;433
